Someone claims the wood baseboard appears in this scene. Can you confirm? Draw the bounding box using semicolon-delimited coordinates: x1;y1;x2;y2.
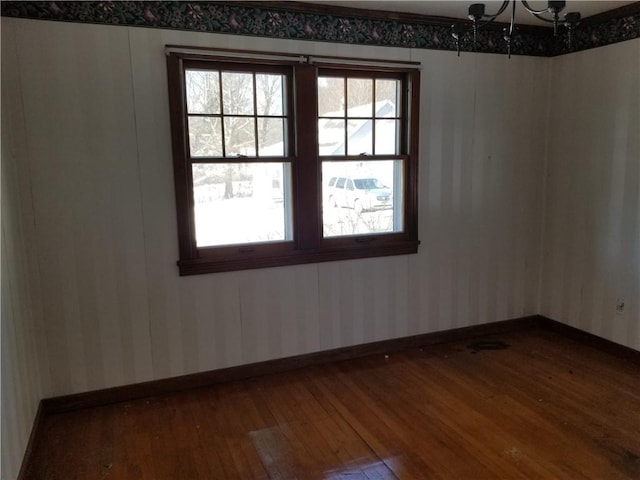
40;314;639;415
17;401;44;480
23;313;639;480
537;315;640;365
42;315;540;414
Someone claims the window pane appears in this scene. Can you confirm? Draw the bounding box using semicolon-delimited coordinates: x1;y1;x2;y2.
192;163;292;247
256;74;284;116
375;120;399;155
375;79;399;117
318;77;345;117
186;70;220;114
319;118;345;155
188;117;222;157
224;117;256;156
222;72;254;115
258;118;285;157
322;160;403;238
347;78;373;116
347;118;372;155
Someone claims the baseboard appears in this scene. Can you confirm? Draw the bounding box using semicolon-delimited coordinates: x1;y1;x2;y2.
537;315;640;365
40;314;639;415
42;315;540;414
17;401;44;480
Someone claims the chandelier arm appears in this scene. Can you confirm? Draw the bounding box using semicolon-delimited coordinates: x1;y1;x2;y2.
508;0;516;53
480;1;511;21
453;0;580;57
454;1;510;39
475;8;511;31
520;0;549;15
470;1;511;33
451;11;504;39
509;0;516;36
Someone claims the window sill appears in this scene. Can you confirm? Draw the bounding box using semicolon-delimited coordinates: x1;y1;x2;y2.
177;239;419;275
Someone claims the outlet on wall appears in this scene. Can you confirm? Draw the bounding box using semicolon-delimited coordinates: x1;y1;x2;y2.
615;298;625;315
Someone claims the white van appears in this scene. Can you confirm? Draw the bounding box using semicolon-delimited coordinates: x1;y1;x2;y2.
326;176;392;213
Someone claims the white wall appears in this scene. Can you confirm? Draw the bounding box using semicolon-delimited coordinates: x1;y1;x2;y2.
1;20;51;480
1;16;548;399
3;15;638;480
541;40;640;349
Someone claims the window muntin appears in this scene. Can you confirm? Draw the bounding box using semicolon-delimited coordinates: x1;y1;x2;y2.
318;71;406;240
184;62;293;250
318;75;401;156
167;51;420;275
186;67;289;159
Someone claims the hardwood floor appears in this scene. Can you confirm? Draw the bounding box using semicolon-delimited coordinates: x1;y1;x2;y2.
24;328;640;479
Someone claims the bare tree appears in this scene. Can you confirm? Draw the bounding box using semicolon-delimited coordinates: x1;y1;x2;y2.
187;70;285;198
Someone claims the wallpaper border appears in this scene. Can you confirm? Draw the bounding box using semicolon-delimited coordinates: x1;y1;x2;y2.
0;1;639;57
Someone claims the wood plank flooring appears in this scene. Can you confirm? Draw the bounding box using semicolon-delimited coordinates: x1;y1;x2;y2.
24;328;640;479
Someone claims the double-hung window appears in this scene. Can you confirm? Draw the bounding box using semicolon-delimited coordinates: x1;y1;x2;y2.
167;48;420;275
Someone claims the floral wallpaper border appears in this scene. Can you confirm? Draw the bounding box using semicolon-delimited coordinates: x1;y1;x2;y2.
1;1;638;57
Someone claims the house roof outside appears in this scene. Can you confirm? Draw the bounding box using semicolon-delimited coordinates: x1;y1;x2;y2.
319;100;398;156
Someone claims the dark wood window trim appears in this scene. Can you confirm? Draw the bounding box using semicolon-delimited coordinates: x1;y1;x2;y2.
167;48;421;275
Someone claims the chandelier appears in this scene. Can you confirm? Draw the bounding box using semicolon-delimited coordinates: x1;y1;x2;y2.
451;1;581;57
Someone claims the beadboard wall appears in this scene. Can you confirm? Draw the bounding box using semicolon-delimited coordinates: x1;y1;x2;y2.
1;20;51;478
0;15;562;479
2;7;546;409
2;13;639;480
540;39;640;350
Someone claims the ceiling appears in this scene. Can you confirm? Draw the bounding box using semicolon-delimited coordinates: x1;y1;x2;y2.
299;1;636;25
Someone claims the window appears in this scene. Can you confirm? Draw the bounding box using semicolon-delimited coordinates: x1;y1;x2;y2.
167;48;420;275
318;71;406;239
183;63;293;248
